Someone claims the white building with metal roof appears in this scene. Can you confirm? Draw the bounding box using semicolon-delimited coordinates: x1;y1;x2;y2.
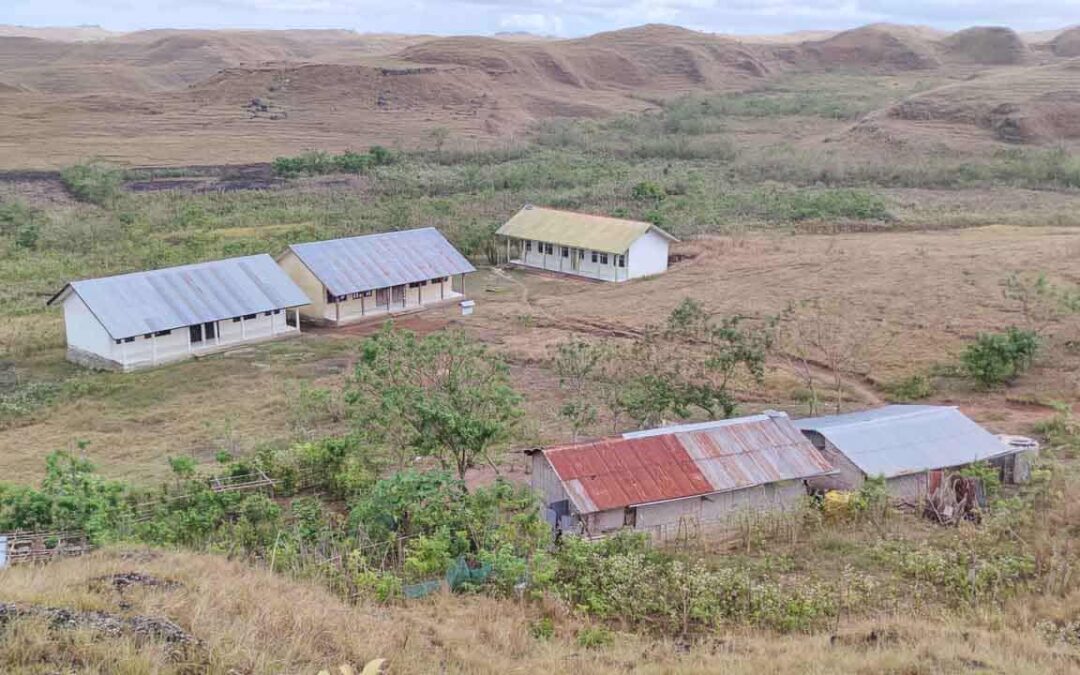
47;254;310;371
794;405;1030;500
496;206;678;282
277;227;476;326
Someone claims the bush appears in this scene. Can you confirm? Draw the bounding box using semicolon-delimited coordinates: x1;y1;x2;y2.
884;373;934;402
272;147;395;177
0;201;44;249
962;327;1039;387
60;162;123;206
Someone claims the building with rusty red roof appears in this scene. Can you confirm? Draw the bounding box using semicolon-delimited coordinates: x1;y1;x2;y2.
528;411;834;539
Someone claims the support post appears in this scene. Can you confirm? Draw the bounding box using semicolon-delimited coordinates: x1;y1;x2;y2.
335;299;340;324
295;308;301;334
460;273;466;297
241;316;246;340
361;294;366;316
151;335;158;366
506;237;510;264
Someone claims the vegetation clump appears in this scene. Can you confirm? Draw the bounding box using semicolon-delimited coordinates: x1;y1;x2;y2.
962;327;1039;387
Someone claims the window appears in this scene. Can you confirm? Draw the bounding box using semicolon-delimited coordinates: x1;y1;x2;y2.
232;317;241;323
143;333;152;339
544;242;554;255
524;240;532;252
617;254;626;268
189;324;203;344
264;311;273;316
561;246;569;258
578;250;585;260
243;314;257;321
349;292;363;300
124;337;135;343
273;309;281;315
154;329;171;337
599;253;609;265
114;339;121;345
362;290;373;297
590;251;597;263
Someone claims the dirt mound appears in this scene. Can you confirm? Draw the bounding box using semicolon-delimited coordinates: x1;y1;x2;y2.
1050;27;1080;57
803;24;941;71
857;60;1080;147
942;26;1030;65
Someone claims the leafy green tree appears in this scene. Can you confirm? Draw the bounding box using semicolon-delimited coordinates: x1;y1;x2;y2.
659;298;773;420
552;339;608;440
962;327;1039;388
346;324;523;480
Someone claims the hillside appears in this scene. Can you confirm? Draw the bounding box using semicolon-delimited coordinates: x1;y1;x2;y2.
856;59;1080;148
0;23;1078;166
0;547;1074;674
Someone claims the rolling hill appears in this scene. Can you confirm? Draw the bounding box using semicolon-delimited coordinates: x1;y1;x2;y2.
0;22;1077;167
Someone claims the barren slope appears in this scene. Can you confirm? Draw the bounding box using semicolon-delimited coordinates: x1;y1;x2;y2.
854;59;1080;148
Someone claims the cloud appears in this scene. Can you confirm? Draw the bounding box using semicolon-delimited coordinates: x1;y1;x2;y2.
498;12;565;36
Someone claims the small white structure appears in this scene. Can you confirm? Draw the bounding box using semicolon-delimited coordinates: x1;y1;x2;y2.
496;205;678;282
528;412;834;540
47;254;310;371
795;405;1033;501
277;228;476;326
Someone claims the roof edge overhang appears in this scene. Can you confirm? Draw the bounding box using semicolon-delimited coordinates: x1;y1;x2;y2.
570;467;838;516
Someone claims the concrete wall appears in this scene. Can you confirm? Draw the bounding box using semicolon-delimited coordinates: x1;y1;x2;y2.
530;453;569;507
627;229;670;279
278;251;326;322
580;481;808;538
325;277;458;324
60;293;300;372
513;239;627;282
63;293;115;360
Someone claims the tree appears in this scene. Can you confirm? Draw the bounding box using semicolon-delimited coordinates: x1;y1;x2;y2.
660;299;773;420
346;324;523;480
776;298;885;414
427;126;451;155
552;339;607;440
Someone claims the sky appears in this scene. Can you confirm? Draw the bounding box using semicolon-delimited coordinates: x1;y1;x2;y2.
2;0;1076;37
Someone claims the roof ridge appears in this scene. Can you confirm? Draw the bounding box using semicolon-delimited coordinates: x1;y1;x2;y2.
69;252;270;286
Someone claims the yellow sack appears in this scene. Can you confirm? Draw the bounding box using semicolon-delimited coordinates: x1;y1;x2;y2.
822;490;853;520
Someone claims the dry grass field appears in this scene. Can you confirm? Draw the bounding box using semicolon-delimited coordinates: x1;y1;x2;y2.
2;225;1077;485
0;546;1076;674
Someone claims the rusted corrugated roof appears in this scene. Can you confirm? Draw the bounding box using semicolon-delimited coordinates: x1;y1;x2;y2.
48;254;311;340
542;413;833;514
496;205;678;254
286;227;475;297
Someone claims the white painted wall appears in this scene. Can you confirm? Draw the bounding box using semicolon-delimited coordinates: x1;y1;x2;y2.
627;229;670;280
60;292;301;371
63;293;114;359
516;240;628;282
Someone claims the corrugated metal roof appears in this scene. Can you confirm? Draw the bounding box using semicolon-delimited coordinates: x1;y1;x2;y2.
496;206;678;254
50;254;311;340
794;405;1012;479
286;227;475;297
542;413;833;514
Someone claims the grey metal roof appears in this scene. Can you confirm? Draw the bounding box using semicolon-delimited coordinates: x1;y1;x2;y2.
286;227;475;297
794;405;1012;479
50;254;311;340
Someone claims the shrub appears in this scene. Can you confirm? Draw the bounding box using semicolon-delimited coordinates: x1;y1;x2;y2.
60;162;123;206
0;201;44;249
962;327;1039;387
884;373;934;402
